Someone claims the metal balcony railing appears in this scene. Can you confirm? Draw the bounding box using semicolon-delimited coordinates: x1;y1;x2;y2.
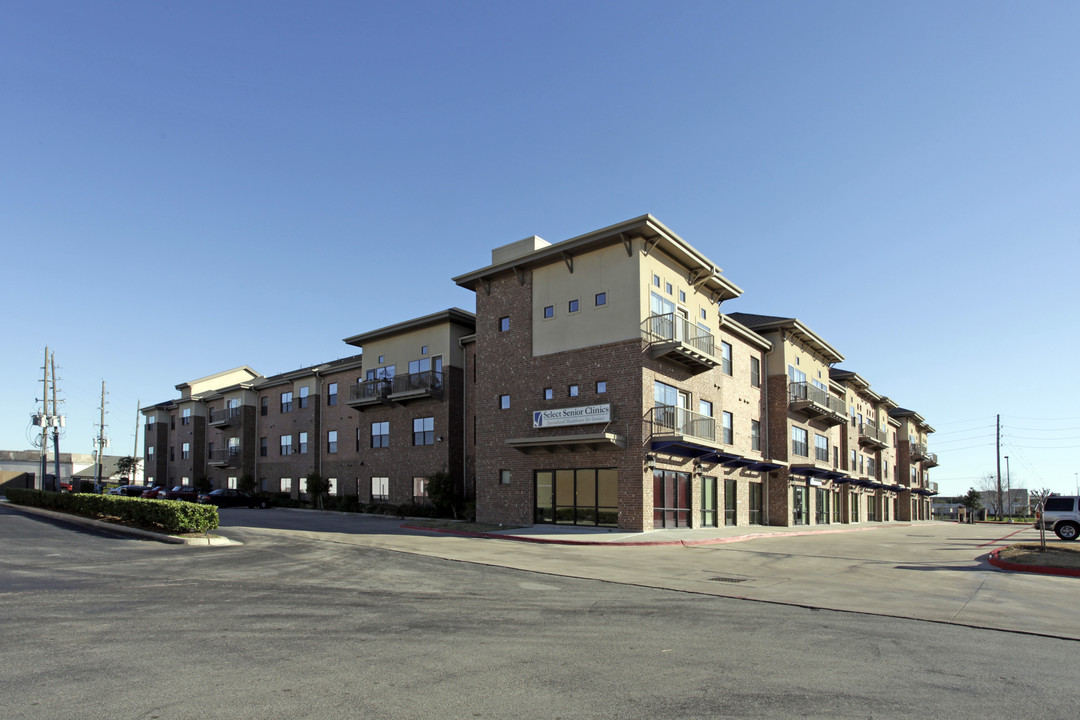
208;447;240;465
788;382;846;424
642;313;717;358
650;405;716;443
209;406;243;425
349;378;393;403
390;370;443;395
858;423;887;446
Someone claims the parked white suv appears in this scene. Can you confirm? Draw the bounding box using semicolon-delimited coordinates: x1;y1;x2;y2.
1038;496;1080;541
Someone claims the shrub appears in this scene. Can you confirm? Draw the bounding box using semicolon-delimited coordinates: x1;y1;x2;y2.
4;488;218;534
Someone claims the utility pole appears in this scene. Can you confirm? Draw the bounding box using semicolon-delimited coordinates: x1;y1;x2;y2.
133;400;140;485
39;347;49;490
995;414;1002;521
51;351;62;490
94;381;108;488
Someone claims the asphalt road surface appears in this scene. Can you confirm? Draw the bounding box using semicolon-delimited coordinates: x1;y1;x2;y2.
2;505;1076;720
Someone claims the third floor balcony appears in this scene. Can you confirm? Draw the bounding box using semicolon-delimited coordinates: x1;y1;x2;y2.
911;442;938;467
788;382;846;426
642;313;720;373
207;447;241;467
858;423;888;449
649;405;717;446
209;406;243;427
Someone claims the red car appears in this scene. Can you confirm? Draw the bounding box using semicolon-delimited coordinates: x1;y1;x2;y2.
141;485;167;499
161;486;199;503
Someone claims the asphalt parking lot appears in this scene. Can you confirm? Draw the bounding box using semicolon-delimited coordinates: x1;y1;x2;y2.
213;509;1079;640
3;504;1079;720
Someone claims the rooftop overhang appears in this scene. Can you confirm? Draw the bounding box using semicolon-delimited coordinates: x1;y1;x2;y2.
344;307;476;348
717;314;772;352
453;214;744;304
507;433;626;454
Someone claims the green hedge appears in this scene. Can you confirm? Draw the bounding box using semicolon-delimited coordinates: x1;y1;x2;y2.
4;488;219;535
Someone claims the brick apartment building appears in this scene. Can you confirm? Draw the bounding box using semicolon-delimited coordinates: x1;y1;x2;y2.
142;214;937;531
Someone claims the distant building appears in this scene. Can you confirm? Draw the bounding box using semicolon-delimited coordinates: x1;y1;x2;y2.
0;450;143;491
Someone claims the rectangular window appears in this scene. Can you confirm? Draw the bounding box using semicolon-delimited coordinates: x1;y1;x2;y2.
281;392;293;413
181;442;190;460
722;412;733;445
170;446;174;461
720;342;733;375
750;357;761;387
544;388;553;400
147;416;155;426
596;381;607;394
500;470;511;485
228;476;238;490
421;345;428;355
299;386;309;409
299;432;309;454
569;384;579;397
371;422;389;448
815;434;829;462
328;478;338;495
371;476;389;502
665;281;673;295
413;417;434;445
653;274;660;288
791;426;809;457
260;437;267;457
568;299;579;313
700;308;707;320
544;305;554;319
595;292;606;306
327;430;337;454
261;396;268;416
281;477;292;493
327;382;338;406
413;477;429;503
499;316;510;332
280;435;293;455
170;415;175;430
182;408;191;425
751;420;761;451
699;399;713;417
679;290;686;303
500;394;510;410
147;446;155;458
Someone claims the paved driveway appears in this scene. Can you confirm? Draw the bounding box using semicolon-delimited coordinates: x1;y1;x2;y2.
216;511;1078;639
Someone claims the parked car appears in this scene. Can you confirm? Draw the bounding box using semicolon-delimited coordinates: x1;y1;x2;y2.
141;485;168;499
1037;496;1080;541
161;486;200;503
110;484;147;497
197;489;269;509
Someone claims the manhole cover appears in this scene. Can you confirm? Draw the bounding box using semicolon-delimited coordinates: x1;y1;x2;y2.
707;576;748;583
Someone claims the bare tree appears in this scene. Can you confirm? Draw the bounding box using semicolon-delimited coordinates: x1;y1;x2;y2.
1031;487;1053;552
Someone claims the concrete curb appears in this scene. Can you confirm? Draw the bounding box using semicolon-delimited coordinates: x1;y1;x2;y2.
400;522;892;546
988;547;1080;578
0;501;240;546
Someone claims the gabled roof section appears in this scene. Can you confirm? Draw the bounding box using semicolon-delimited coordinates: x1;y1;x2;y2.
889;407;935;433
717;314;771;352
343;308;476;348
453;214;743;304
175;366;262;397
727;312;844;364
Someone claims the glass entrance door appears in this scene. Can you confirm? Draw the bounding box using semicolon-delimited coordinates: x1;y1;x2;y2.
653;470;691;528
701;476;717;528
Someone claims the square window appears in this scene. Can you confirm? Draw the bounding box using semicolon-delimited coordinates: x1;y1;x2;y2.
499;316;510;332
544;305;554;319
569;385;579;397
595;292;606;306
544;388;553;400
568;299;579;313
500;394;510;410
596;381;606;394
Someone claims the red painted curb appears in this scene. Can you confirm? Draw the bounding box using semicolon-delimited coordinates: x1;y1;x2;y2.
400;523;894;547
988;547;1080;578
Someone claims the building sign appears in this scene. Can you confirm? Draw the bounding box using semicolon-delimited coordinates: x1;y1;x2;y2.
533;404;611;428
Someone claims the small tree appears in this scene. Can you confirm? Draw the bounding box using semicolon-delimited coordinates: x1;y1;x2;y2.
116;456;140;484
426;469;460;519
1031;487;1053;552
960;488;983;523
305;472;331;510
238;474;257;494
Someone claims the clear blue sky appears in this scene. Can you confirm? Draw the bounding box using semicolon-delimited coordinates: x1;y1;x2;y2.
3;1;1078;496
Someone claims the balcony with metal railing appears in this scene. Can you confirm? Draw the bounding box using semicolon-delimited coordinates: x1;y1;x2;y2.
857;423;887;449
347;378;394;409
209;406;243;427
388;370;443;403
911;442;938;467
207;447;241;467
649;405;717;446
788;382;846;426
642;313;720;373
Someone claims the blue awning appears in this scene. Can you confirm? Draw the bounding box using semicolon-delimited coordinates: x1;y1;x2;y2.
650;439;717;460
790;465;831;478
747;461;783;472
